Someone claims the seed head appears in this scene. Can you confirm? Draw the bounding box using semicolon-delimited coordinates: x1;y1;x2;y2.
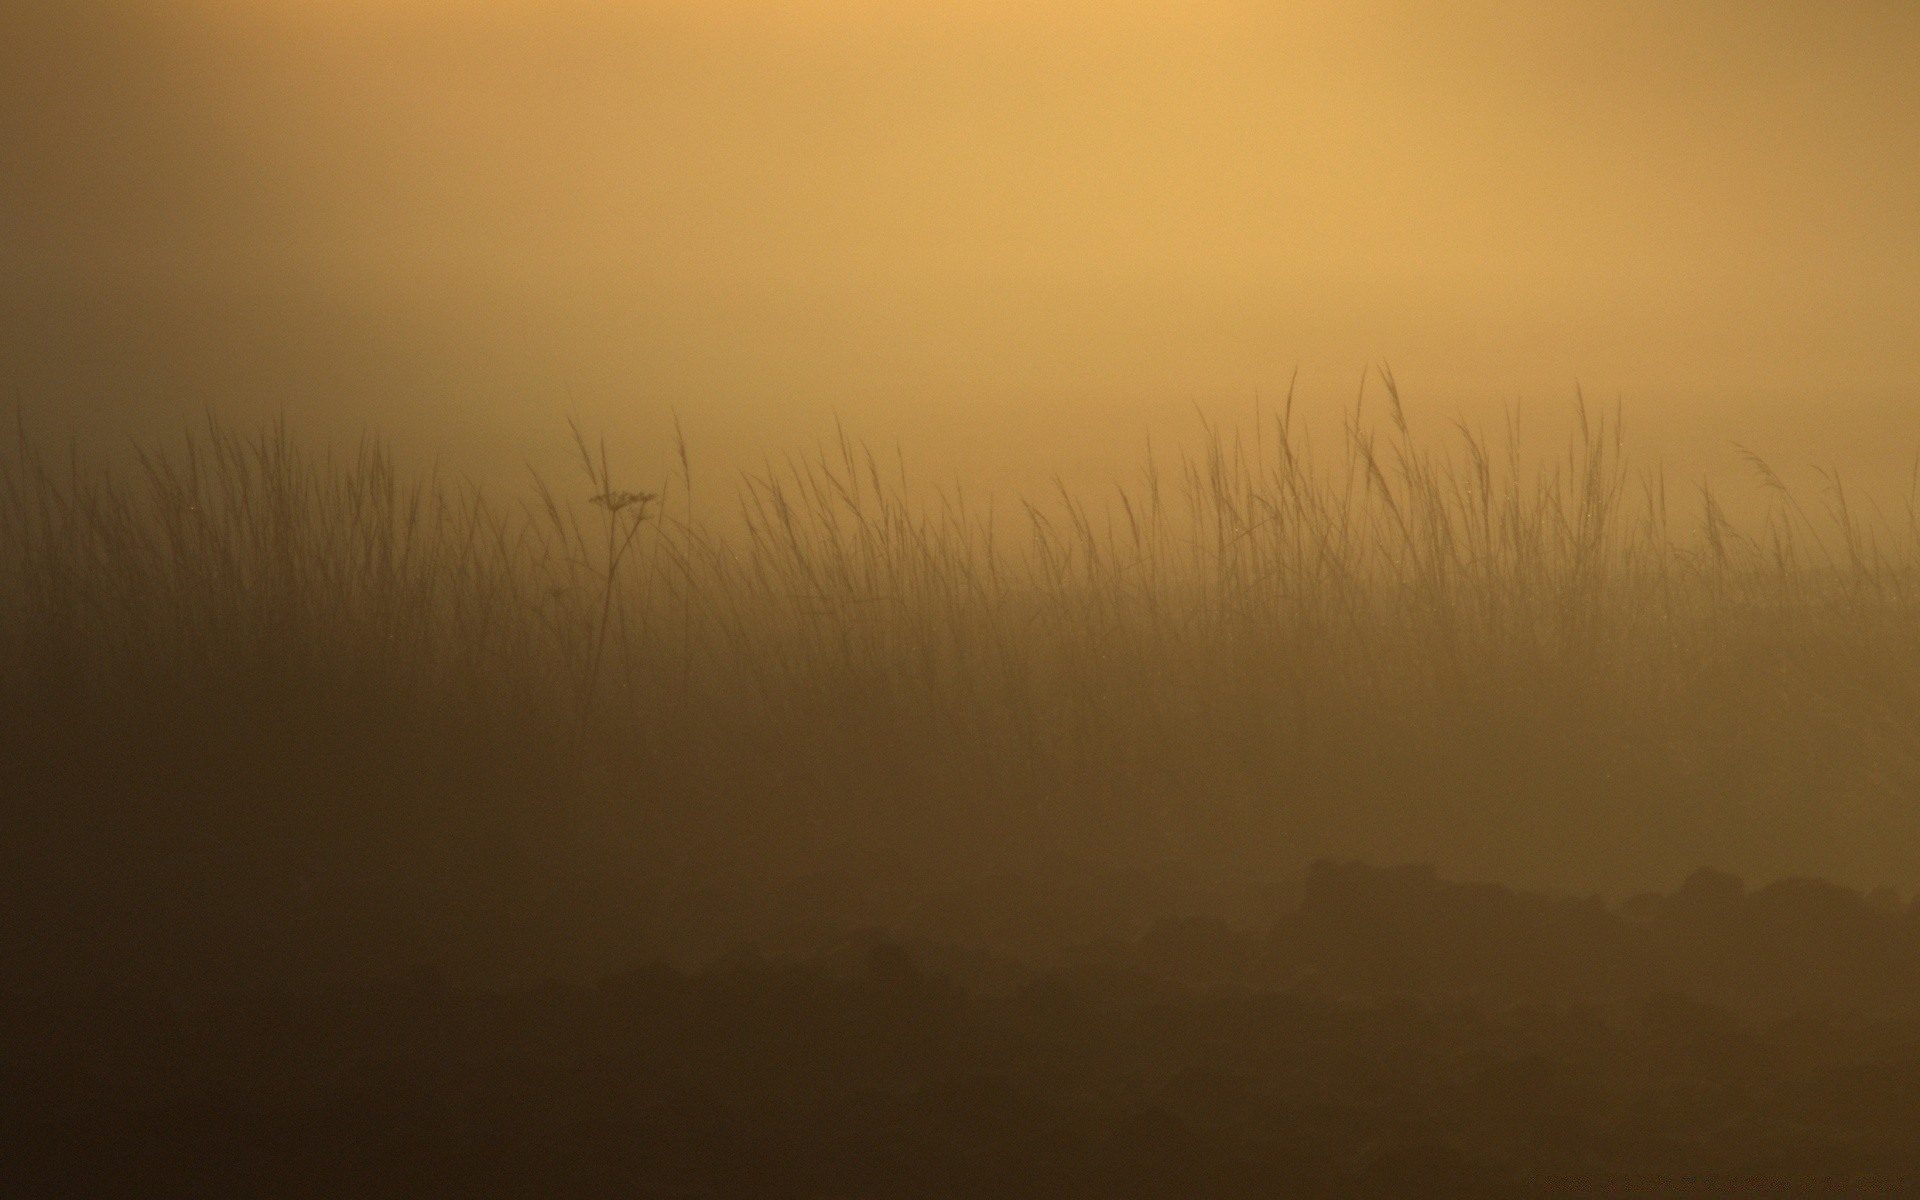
590;489;655;513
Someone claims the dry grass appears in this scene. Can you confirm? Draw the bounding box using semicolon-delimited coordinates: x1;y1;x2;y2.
7;374;1920;985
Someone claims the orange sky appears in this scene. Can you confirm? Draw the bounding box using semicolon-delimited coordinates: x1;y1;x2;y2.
5;0;1918;492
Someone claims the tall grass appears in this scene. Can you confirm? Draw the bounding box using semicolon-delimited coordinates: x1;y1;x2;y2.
7;376;1920;985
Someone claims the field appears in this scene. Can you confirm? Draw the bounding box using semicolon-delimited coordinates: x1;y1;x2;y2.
8;375;1920;988
14;379;1920;1193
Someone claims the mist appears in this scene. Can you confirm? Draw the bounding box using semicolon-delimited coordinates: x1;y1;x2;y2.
15;7;1920;1194
7;0;1919;489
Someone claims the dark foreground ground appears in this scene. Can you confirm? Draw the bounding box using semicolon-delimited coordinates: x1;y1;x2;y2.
15;861;1920;1198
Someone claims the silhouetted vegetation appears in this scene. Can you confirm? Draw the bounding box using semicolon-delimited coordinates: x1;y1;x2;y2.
14;862;1920;1197
8;381;1920;988
11;387;1920;1189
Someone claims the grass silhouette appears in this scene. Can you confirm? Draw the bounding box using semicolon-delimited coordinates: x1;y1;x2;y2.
6;374;1920;987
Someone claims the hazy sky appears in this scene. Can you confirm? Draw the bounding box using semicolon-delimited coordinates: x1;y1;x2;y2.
5;0;1918;489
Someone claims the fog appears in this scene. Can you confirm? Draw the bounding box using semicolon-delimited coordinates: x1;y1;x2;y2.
23;12;1920;1190
7;0;1919;492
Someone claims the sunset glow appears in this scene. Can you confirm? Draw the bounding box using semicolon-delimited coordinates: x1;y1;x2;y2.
8;0;1917;485
15;9;1920;1190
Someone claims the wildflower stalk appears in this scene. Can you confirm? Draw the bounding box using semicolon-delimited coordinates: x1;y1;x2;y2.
568;420;655;724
